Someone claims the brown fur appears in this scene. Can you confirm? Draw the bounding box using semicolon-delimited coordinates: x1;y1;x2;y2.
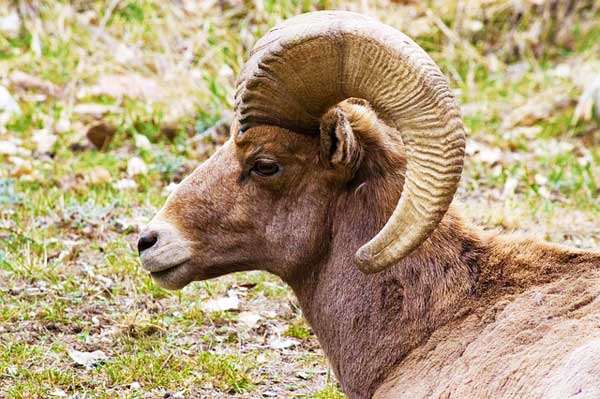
151;100;600;398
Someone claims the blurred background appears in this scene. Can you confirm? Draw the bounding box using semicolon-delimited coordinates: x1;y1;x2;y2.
0;1;599;398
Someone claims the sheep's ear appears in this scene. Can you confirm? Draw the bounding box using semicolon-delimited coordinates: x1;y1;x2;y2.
319;105;362;173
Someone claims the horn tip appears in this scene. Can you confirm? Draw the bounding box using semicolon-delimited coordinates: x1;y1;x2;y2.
354;246;387;274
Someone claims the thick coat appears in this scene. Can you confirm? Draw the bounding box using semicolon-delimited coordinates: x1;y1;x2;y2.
138;11;600;399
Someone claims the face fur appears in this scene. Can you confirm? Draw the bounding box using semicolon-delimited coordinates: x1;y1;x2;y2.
139;126;342;289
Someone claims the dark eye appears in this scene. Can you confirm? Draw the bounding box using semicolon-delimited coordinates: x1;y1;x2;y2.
251;160;280;177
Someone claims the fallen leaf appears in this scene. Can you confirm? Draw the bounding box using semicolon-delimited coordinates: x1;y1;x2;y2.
74;103;119;117
200;293;240;312
85;74;161;100
238;311;261;329
86;123;116;150
0;85;21;120
8;157;34;179
67;349;108;368
113;217;138;233
32;129;57;153
269;337;298;350
405;16;431;37
58;173;87;192
573;73;600;124
256;353;267;363
502;177;519;199
113;178;138;190
502;94;570;128
48;389;67;397
0;140;20;155
54;117;71;133
87;167;112;185
127;157;148;177
296;371;311;380
134;134;151;150
9;70;64;98
163;182;179;195
0;12;19;38
160;122;179;141
550;63;571;79
466;141;504;165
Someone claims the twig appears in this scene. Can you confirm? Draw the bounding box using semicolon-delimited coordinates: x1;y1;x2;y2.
97;0;122;38
160;353;173;370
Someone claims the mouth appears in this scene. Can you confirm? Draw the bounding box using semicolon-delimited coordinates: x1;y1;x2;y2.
149;261;187;280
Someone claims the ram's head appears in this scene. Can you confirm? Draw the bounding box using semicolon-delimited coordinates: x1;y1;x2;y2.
138;11;465;289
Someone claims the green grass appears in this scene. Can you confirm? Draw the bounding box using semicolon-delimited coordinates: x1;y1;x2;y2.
0;0;599;398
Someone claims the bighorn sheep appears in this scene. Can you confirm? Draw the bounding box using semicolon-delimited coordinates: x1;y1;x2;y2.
138;11;600;399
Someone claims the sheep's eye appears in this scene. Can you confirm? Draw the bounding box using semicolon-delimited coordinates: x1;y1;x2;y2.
251;160;280;177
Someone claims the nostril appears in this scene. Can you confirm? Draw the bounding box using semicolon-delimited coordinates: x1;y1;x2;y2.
138;231;158;254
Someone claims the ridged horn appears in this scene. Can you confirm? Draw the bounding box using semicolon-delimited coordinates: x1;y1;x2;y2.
234;11;465;274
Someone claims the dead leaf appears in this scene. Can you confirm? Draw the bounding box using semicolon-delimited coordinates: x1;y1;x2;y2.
238;311;261;329
200;293;240;312
9;157;35;180
0;140;20;155
502;94;571;128
86;123;116;150
57;173;87;192
269;337;298;350
466;141;504;165
113;217;138;233
113;178;137;190
32;129;57;153
127;157;147;177
74;103;119;118
67;349;108;368
160;122;180;141
54;117;71;133
85;74;161;101
296;371;311;380
0;85;21;120
573;74;600;125
405;17;431;37
134;134;151;150
9;70;64;98
87;167;112;185
0;12;19;38
502;177;519;199
163;182;179;195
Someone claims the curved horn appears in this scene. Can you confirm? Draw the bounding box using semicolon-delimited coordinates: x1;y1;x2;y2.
235;11;465;274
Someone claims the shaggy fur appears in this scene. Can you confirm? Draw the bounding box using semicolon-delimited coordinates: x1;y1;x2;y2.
147;100;600;398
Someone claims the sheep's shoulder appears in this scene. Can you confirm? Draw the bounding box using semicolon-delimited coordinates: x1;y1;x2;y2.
375;270;600;399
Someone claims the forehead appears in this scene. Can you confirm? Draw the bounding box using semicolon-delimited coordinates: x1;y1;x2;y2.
234;125;318;159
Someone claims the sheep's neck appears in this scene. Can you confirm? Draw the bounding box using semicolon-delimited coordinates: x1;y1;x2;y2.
287;182;484;399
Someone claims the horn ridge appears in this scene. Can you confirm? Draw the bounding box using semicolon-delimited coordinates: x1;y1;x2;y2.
234;11;466;273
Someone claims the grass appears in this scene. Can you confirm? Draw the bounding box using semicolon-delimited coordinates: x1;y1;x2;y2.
0;0;599;398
